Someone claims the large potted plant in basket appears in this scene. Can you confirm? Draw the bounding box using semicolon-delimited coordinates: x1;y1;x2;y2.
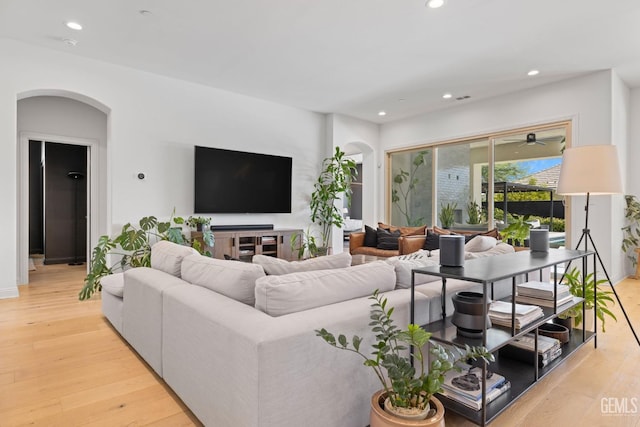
305;146;357;256
316;290;494;426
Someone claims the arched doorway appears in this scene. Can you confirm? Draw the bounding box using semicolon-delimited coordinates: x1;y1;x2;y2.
16;90;110;285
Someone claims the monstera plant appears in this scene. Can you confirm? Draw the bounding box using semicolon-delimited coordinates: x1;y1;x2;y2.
78;212;214;301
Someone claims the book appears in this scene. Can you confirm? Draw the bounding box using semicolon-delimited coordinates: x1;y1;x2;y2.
440;380;511;410
441;363;507;401
517;281;570;300
506;333;560;353
515;293;574;307
500;343;562;367
489;301;544;329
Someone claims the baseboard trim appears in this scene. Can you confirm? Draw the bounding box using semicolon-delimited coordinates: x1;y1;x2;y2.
0;286;19;300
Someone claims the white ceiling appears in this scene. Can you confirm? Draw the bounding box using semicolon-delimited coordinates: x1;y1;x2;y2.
2;0;640;123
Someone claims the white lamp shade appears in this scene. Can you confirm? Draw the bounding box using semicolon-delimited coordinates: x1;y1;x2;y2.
556;145;623;195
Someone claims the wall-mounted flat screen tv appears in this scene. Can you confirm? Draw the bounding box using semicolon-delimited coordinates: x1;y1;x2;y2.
194;146;292;214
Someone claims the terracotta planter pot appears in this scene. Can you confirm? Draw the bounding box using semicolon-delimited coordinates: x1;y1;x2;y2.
370;390;445;427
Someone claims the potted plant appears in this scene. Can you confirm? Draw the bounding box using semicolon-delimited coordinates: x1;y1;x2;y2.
621;194;640;268
555;267;617;333
316;290;494;425
466;200;483;225
438;202;457;229
290;228;320;259
309;146;358;255
186;215;211;232
500;213;532;248
78;211;214;301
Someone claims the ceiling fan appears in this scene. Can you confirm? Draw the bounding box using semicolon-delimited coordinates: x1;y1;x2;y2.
504;133;564;146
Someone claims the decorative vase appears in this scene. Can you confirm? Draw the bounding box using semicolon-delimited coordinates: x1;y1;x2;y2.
451;291;491;338
370;390;445;427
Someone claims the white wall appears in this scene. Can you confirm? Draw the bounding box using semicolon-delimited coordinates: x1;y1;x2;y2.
380;71;630;282
0;38;325;297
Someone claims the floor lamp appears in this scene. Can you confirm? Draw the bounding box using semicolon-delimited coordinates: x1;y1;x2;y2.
67;171;85;266
556;145;639;347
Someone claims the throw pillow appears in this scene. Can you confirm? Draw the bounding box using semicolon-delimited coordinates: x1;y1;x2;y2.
364;225;378;247
423;229;441;251
376;228;401;250
465;236;498;253
385;250;440;288
252;252;352;275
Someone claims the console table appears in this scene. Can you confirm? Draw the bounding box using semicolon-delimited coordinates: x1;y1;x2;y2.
411;248;595;426
193;228;302;262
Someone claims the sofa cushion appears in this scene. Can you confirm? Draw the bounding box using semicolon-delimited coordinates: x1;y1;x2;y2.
181;254;266;305
254;261;396;317
465;236;497;252
376;228;401;250
385;250;441;288
151;240;199;278
100;272;125;297
364;225;378;247
252;252;352;275
378;223;427;236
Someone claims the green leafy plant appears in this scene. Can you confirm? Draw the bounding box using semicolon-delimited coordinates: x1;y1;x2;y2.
186;215;211;231
500;213;532;247
391;151;429;227
309;147;358;251
438;202;457;229
316;290;493;417
290;228;321;259
621;194;640;268
79;211;214;301
558;267;617;332
466;200;483;225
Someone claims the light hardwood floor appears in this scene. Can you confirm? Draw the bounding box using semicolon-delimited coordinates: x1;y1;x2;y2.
1;264;639;426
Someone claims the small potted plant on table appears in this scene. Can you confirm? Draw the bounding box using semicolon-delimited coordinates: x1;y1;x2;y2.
316;290;494;426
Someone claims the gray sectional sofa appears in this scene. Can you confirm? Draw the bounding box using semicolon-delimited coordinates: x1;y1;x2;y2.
100;238;516;427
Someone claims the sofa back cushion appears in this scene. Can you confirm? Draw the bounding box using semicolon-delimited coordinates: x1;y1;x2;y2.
151;241;199;278
252;252;352;275
254;261;396;317
181;254;266;305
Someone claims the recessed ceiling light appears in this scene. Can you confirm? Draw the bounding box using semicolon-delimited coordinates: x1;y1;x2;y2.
62;38;78;47
378;111;387;116
66;21;82;31
426;0;445;8
442;93;452;99
528;69;540;76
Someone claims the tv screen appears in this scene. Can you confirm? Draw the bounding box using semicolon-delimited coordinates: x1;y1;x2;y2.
194;146;292;214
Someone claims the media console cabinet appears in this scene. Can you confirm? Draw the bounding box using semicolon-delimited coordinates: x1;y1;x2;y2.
411;248;595;426
193;228;302;262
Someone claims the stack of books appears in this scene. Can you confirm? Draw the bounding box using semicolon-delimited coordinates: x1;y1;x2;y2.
515;281;573;307
439;363;511;410
489;301;544;329
499;333;562;367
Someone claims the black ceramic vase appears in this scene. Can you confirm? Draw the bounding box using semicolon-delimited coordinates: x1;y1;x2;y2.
451;291;492;338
